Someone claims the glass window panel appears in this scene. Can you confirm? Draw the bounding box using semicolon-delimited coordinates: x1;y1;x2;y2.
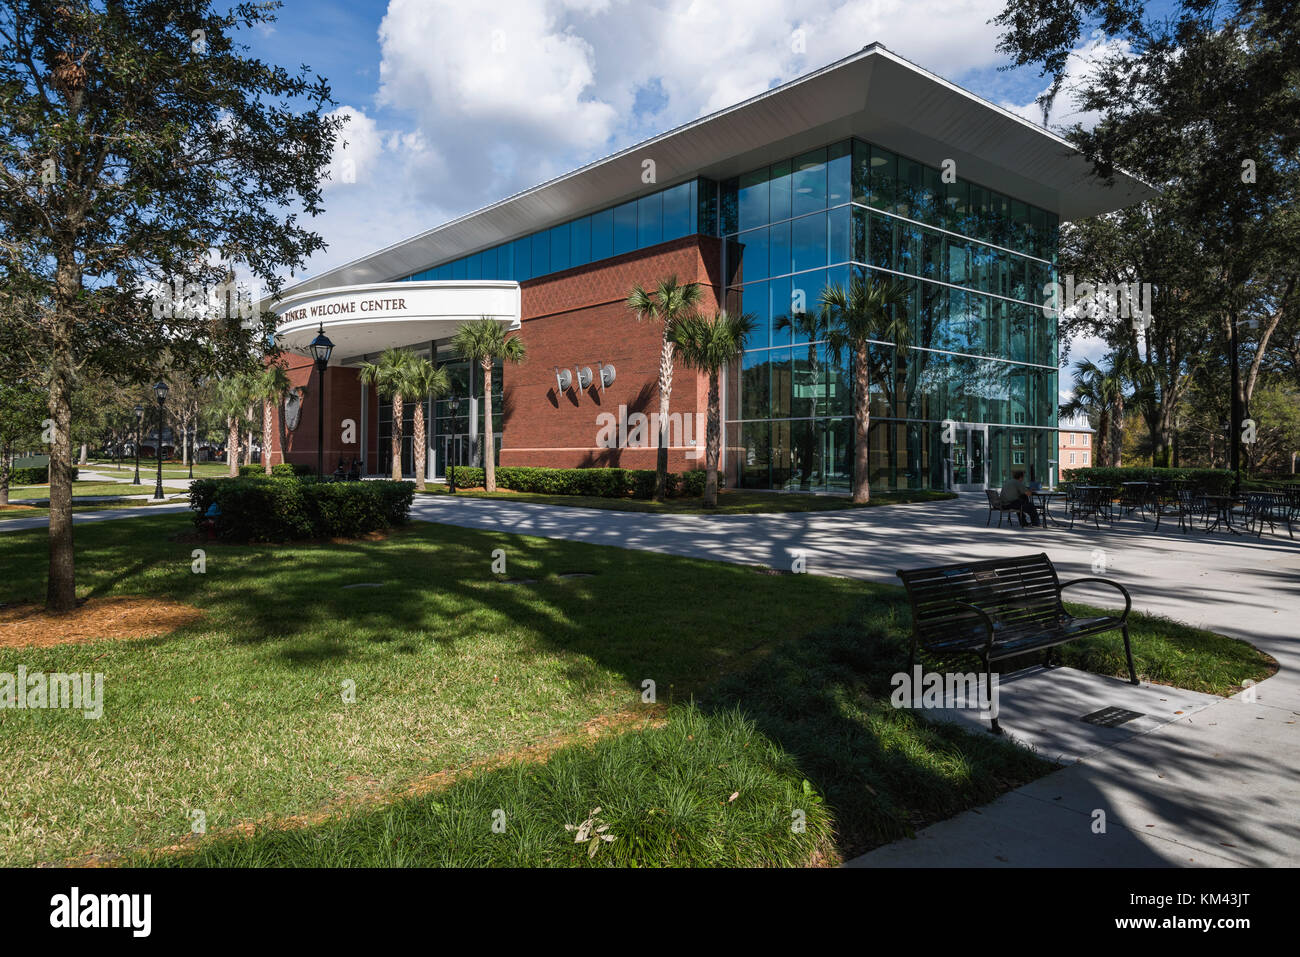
827;140;851;207
697;178;718;235
662;182;691;239
769;159;792;224
769;275;793;348
944;180;969;235
769;347;793;421
740;352;771;421
792;147;827;217
590;208;613;261
638;191;662;248
452;257;467;280
870;146;898;213
736;226;769;282
742;280;772;349
897;156;922;219
852;140;871;205
790;270;826;346
1009;199;1029;252
1030;206;1047;260
613;200;638;255
549;222;570;273
739;421;771;488
852;205;868;263
531;231;550;276
869;212;896;272
570;216;591;266
513;237;531;280
791;212;827;273
738;168;769;232
721;177;739;235
768;218;791;278
828;205;850;265
969;185;989;244
919;166;944;227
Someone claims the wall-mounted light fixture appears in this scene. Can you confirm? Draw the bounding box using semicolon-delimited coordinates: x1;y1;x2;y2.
597;362;616;391
575;365;593;390
554;366;572;393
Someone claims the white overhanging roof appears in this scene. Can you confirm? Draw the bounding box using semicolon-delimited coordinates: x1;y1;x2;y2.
272;43;1155;303
273;280;520;365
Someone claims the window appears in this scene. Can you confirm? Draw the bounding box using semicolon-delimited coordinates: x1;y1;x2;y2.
1012;431;1024;446
1013;451;1025;465
1068;433;1075;445
1082;451;1089;464
1069;452;1076;465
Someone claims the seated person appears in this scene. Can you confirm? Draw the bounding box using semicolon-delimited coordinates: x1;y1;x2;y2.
999;469;1040;527
347;458;361;481
332;458;347;481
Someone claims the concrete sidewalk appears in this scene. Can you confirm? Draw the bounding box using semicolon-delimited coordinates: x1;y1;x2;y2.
407;493;1300;867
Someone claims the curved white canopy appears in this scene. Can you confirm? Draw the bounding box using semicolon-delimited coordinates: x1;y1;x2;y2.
272;280;520;365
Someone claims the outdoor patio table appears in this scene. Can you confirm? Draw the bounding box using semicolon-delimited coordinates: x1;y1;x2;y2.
1032;490;1066;528
1202;494;1241;534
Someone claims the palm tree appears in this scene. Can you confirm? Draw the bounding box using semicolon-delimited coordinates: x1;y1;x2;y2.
451;317;527;493
820;273;911;503
669;310;756;507
400;354;450;492
360;348;415;481
1060;351;1151;467
214;375;254;477
252;360;292;475
626;276;704;500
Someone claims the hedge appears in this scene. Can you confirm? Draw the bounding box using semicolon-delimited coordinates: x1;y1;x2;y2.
190;476;414;542
445;465;709;499
1063;466;1237;493
238;463;315;478
7;466;79;485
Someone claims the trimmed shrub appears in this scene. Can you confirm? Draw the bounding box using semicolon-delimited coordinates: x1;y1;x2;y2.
190;476;414;542
443;465;710;499
7;466;79;485
1063;466;1236;494
238;462;315;478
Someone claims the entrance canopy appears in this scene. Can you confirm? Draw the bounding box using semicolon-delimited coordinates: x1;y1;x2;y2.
271;280;521;365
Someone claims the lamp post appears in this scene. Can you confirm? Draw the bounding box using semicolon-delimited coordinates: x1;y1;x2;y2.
447;395;461;493
132;403;143;484
308;324;335;477
153;381;168;500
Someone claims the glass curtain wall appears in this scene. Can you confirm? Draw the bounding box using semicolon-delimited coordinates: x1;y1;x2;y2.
721;138;1059;491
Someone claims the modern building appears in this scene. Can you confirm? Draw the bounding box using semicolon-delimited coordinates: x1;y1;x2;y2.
267;43;1152;492
1058;414;1096;478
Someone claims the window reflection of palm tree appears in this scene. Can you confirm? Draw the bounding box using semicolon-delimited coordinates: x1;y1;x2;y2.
774;303;829;491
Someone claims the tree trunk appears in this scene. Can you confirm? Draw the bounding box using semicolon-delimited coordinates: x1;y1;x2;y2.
182;418;190;467
78;443;88;465
263;398;274;475
46;303;78;612
852;343;871;503
483;361;498;493
278;395;290;472
1;440;10;506
244;422;253;467
227;417;240;477
413;398;427;491
654;329;674;501
704;369;720;507
391;393;404;481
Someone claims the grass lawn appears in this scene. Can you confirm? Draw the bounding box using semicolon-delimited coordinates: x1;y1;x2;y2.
420;486;957;513
0;514;1274;867
88;459;229;479
7;481;175;501
0;500;182;521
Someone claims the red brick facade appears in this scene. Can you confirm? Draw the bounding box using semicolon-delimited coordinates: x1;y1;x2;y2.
270;233;724;475
501;234;724;471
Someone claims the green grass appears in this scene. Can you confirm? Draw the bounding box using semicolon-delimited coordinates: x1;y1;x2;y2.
421;486;957;513
0;514;1274;867
8;481;175;501
0;500;181;521
87;459;228;479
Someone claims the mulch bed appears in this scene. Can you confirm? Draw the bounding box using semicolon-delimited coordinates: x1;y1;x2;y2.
0;597;205;649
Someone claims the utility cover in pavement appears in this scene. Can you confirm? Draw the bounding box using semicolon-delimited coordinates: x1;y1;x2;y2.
1080;706;1144;727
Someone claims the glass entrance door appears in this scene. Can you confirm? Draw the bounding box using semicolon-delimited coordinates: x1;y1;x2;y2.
436;433;471;479
951;425;988;491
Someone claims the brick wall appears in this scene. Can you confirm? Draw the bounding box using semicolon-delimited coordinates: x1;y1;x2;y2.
268;355;363;472
501;233;724;471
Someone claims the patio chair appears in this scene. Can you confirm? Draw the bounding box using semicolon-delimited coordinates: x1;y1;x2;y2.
984;489;1019;528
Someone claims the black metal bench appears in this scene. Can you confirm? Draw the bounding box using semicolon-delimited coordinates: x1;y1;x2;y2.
896;552;1137;734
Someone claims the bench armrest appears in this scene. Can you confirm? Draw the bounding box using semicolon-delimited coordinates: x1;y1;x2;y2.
1057;577;1132;621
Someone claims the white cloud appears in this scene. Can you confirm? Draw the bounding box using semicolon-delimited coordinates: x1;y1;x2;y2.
322;106;384;189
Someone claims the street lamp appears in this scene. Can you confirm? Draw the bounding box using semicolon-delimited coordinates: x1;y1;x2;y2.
153;381;168;500
132;403;143;484
447;395;461;493
308;324;335;477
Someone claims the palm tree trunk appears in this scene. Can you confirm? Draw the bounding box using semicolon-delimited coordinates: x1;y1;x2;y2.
1;440;10;506
391;393;404;481
227;417;239;477
278;394;290;472
483;360;498;493
263;398;274;475
655;329;674;501
413;398;427;491
704;370;721;507
853;343;872;504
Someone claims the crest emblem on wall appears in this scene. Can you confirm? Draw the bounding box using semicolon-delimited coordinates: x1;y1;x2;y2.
284;387;305;431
